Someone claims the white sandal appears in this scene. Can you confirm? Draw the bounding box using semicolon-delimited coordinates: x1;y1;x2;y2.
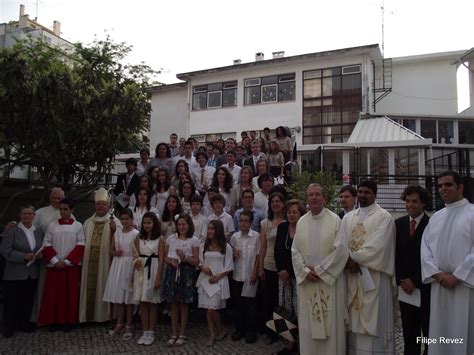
123;326;133;340
175;335;187;346
167;335;178;347
108;324;123;336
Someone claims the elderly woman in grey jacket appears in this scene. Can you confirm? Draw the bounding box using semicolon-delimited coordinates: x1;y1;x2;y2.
1;205;44;338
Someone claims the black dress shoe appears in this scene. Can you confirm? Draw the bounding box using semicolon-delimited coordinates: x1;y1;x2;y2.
231;331;243;341
19;323;35;333
2;329;14;338
277;346;297;355
245;334;257;343
48;324;59;332
63;324;73;332
264;335;278;345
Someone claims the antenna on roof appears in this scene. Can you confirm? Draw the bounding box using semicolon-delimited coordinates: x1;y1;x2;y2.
35;0;39;21
381;0;385;58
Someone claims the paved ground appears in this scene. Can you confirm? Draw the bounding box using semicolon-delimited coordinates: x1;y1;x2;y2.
0;319;406;354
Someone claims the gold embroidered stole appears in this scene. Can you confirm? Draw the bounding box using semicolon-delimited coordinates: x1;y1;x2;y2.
85;221;105;321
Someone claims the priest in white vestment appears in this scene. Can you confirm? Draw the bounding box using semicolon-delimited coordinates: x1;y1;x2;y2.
341;180;396;354
33;187;66;233
292;184;348;355
79;188;121;323
31;187;65;321
421;171;474;355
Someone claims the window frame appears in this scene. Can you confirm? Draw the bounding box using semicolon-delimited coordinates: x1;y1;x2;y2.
302;65;362;145
244;73;295;105
192;81;237;110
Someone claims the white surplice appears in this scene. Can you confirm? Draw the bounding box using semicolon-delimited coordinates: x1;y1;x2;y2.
421;198;474;355
292;208;348;355
340;203;396;355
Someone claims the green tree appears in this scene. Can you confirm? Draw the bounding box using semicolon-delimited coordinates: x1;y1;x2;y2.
287;171;339;210
0;36;157;219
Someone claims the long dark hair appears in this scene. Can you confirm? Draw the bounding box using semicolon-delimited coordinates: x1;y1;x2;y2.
138;174;153;190
119;208;134;220
139;212;161;240
267;192;287;220
212;167;233;193
162;195;183;222
175;213;195;239
133;188;151;212
204;219;227;254
174;159;189;176
179;180;196;200
156;168;171;192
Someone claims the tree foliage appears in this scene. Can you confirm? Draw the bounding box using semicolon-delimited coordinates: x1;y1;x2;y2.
287;171;339;210
0;36;156;197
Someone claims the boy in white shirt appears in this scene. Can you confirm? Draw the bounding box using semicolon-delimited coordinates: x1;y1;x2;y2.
190;195;207;243
229;210;259;344
206;194;235;241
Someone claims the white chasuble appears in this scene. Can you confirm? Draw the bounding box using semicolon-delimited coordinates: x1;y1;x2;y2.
292;208;348;355
421;198;474;355
340;203;396;355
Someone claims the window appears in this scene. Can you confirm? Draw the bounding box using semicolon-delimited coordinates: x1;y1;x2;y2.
395;148;419;177
192;81;237;110
402;119;416;132
303;65;362;144
438;121;454;144
244;73;295;105
459;121;474;144
420;120;437;142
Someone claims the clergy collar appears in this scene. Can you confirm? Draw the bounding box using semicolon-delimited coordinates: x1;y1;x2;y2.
310;208;325;220
58;217;75;225
93;214;111;223
445;198;468;209
356;202;379;215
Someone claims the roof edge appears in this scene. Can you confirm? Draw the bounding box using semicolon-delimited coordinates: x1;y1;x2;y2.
176;44;381;80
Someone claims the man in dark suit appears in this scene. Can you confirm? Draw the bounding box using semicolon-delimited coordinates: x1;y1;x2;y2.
395;185;431;355
216;137;237;168
243;140;266;176
113;158;140;210
338;185;357;219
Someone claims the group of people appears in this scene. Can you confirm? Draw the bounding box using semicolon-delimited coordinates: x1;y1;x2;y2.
1;128;472;355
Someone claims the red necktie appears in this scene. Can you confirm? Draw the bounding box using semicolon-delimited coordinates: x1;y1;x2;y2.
409;219;416;238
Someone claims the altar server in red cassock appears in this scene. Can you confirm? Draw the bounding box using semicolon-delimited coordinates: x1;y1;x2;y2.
38;199;85;329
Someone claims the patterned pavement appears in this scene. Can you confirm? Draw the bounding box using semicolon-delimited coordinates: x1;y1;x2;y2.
0;318;405;354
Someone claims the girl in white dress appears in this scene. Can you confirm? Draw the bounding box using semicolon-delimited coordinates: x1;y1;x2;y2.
163;214;200;347
129;175;156;208
154;168;175;217
161;195;183;238
133;212;165;346
210;167;233;214
197;219;234;347
103;209;138;340
132;188;160;229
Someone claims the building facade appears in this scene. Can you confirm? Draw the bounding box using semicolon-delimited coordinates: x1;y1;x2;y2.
149;45;473;174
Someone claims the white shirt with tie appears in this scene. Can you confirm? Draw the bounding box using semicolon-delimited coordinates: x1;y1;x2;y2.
191;165;215;192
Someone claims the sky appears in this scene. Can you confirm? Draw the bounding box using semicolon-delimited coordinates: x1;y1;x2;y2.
1;0;473;84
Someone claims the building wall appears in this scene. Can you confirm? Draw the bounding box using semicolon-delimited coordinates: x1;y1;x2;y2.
376;55;459;116
149;87;188;151
150;51;375;148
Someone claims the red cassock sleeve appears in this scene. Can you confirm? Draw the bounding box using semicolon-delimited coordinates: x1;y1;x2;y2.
66;245;85;265
42;246;57;262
